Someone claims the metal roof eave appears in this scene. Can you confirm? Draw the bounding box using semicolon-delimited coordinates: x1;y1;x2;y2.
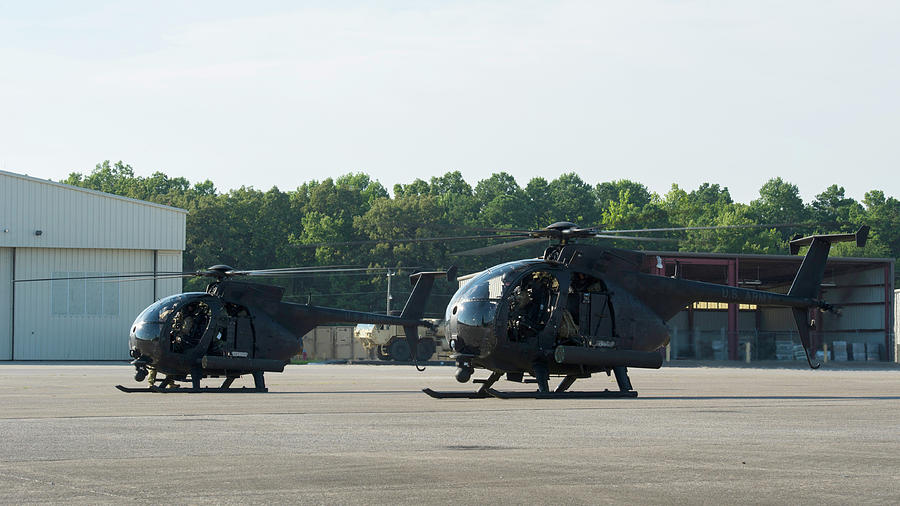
0;169;189;215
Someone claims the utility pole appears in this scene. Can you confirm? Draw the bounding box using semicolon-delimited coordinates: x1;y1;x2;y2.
386;270;393;314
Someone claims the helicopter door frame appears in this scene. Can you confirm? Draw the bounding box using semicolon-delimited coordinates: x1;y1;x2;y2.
167;297;215;355
501;266;572;352
223;307;256;359
573;274;616;344
187;297;226;360
536;269;571;351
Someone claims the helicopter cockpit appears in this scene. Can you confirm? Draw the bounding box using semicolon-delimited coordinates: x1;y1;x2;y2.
129;293;211;352
446;260;616;362
446;260;559;353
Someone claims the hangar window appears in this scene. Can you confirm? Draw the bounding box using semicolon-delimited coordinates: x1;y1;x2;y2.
50;272;119;316
692;302;757;310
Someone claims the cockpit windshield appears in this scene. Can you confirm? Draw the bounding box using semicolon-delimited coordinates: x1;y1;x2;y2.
134;293;201;324
131;293;204;341
449;260;545;305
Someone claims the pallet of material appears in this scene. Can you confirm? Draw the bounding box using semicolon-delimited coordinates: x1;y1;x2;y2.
851;342;866;361
831;341;848;362
775;340;795;360
866;343;881;361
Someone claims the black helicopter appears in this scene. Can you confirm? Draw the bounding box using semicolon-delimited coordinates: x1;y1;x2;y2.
408;222;869;399
16;265;451;392
124;265;457;392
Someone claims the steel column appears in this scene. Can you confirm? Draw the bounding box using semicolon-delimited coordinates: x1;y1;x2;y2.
727;259;738;360
153;250;158;301
9;248;14;360
886;263;894;362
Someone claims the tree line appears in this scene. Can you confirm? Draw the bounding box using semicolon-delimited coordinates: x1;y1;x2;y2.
63;161;900;315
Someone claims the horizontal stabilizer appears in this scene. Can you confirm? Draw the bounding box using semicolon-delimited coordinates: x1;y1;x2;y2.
790;226;869;255
788;226;868;299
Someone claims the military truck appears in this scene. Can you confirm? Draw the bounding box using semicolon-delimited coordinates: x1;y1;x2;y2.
355;319;447;361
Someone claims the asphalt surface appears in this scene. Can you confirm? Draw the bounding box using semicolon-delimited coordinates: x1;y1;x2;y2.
1;363;899;504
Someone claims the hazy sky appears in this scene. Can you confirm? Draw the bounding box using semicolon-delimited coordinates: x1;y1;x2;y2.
2;1;898;203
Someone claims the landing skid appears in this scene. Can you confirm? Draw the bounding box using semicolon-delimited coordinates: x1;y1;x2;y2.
486;388;638;399
115;371;268;393
115;385;268;393
421;371;503;399
422;388;489;399
422;367;639;399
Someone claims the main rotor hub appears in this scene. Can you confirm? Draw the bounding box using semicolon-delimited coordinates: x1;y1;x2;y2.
205;265;235;280
533;222;595;244
545;221;579;232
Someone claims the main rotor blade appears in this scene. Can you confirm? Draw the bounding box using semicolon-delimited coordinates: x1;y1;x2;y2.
452;237;547;256
100;274;198;283
235;266;427;278
295;234;526;249
14;271;196;283
471;227;537;234
240;267;395;277
590;234;679;243
234;264;359;273
592;223;805;234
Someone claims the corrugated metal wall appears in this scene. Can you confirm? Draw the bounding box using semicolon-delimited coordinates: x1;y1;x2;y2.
155;251;182;300
760;307;794;331
819;267;886;352
0;248;12;360
0;170;185;251
13;248;183;360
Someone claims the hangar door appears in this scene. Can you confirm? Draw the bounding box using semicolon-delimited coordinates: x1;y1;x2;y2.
13;248;156;360
0;248;11;360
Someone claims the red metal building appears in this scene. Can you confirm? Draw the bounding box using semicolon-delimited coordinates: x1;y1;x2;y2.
643;251;895;362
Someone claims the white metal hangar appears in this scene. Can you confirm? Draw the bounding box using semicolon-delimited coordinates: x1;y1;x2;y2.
0;170;186;360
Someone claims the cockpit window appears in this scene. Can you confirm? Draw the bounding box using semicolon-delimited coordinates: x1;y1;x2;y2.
132;322;162;341
450;260;544;304
455;300;499;327
131;294;207;342
133;293;203;325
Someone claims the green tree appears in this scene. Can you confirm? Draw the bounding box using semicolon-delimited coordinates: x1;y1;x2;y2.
473;172;526;227
748;178;809;241
524;177;553;228
663;183;733;226
63;160;136;195
860;190;900;258
595;180;654;216
428;171;478;226
547;173;598;225
393;178;430;198
810;185;862;229
677;204;783;254
601;187;669;238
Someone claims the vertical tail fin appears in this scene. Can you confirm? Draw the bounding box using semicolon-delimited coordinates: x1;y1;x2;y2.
787;226;869;368
399;266;457;365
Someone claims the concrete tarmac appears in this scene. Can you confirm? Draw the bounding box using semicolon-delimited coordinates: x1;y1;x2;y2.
1;363;899;504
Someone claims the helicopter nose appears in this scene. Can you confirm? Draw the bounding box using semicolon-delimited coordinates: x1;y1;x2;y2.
448;300;499;356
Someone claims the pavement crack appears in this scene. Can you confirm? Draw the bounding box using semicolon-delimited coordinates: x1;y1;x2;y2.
0;470;135;500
